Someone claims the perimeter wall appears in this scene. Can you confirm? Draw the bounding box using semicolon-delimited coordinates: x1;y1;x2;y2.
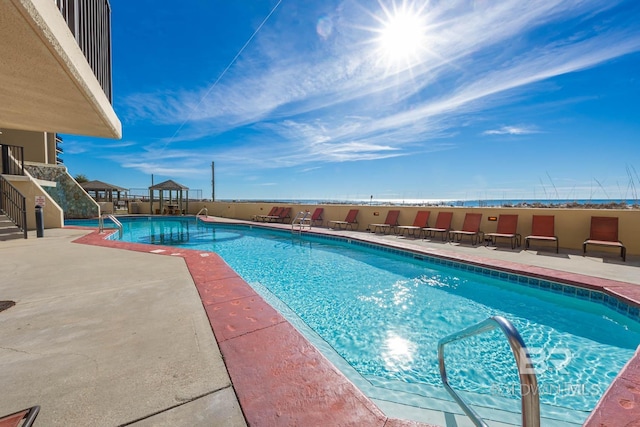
181;201;640;257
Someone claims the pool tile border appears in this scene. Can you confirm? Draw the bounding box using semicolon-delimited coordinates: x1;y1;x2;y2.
71;224;640;426
315;234;640;323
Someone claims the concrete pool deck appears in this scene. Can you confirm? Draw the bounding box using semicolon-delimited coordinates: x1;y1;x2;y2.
1;218;639;425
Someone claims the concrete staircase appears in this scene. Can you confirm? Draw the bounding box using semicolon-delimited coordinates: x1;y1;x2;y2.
0;214;25;241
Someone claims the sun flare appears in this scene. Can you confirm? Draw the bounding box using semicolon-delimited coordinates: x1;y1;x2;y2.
373;2;429;70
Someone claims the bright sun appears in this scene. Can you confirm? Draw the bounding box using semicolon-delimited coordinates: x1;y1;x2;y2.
373;3;428;70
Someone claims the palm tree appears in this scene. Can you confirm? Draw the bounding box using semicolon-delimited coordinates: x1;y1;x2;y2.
74;174;89;183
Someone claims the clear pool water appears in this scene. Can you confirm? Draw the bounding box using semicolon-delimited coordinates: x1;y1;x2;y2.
68;217;640;424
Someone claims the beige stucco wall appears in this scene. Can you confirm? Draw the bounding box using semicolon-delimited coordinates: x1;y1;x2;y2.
1;128;55;164
98;202;113;214
6;175;63;229
201;202;640;256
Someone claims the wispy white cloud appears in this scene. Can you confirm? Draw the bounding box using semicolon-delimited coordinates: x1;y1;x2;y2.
63;139;138;155
117;0;640;175
483;126;541;136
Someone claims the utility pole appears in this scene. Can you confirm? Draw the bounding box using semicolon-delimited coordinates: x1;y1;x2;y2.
211;161;215;201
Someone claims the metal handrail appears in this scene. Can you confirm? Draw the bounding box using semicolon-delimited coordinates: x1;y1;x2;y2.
438;316;540;427
55;0;113;102
291;211;311;233
0;175;28;239
1;143;25;176
195;207;208;220
99;213;123;238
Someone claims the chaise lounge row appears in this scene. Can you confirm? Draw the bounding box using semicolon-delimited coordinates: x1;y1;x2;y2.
252;206;292;223
377;210;626;261
252;207;626;261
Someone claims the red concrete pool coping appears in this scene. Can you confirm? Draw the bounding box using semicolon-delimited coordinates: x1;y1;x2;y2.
70;225;640;426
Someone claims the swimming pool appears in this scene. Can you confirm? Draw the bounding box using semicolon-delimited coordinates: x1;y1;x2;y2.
68;217;640;425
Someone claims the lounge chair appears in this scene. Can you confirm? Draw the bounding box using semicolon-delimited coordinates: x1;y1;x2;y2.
271;207;291;223
449;213;483;245
396;211;430;237
0;405;39;427
583;216;626;261
524;215;558;253
423;211;453;241
485;214;521;249
253;206;278;222
368;210;400;234
262;206;284;222
328;209;359;230
310;208;324;226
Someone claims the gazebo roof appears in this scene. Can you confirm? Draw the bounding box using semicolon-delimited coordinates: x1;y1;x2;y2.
149;179;189;191
80;180;127;192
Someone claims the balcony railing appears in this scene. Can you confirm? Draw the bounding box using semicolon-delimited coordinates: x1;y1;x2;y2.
55;0;113;103
0;144;25;176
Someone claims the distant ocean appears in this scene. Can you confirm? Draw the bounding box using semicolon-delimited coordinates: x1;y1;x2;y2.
222;198;640;207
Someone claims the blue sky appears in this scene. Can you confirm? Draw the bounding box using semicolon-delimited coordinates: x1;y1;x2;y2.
63;0;640;202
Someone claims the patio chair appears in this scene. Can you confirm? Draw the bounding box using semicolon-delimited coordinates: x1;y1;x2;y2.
253;206;278;222
524;215;558;253
583;216;626;261
368;210;400;234
0;405;39;427
485;214;521;249
310;208;324;226
272;207;291;223
423;211;453;241
449;213;483;246
396;211;430;238
328;209;359;230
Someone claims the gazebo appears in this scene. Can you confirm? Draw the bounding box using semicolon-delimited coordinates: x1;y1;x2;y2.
149;179;189;215
80;180;127;202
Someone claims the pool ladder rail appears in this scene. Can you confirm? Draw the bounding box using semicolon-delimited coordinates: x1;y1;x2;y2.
98;213;123;239
438;316;540;427
195;207;208;221
291;211;312;233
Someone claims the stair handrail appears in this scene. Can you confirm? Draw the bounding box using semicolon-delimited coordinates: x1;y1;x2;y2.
0;175;28;239
438;315;540;427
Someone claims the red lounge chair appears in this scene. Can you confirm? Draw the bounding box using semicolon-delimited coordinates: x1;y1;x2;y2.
272;207;291;223
253;206;278;222
328;209;359;230
310;208;324;226
583;216;626;261
368;210;400;234
396;211;430;237
449;213;483;245
0;406;39;427
423;211;453;241
525;215;558;253
485;214;521;249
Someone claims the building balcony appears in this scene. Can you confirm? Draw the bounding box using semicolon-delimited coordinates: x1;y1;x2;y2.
0;0;121;139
